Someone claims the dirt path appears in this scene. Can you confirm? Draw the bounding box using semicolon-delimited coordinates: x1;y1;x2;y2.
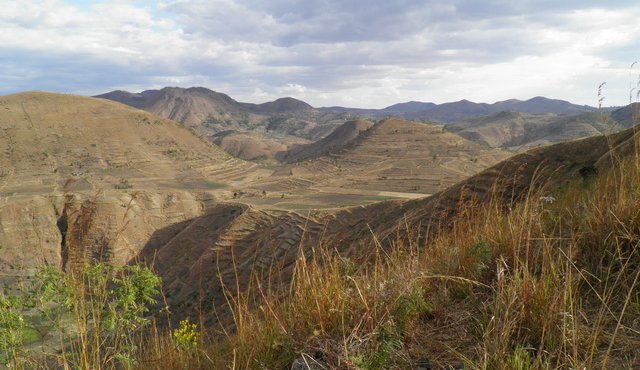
311;186;430;199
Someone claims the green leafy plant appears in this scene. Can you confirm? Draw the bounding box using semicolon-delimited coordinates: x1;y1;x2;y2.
30;263;162;368
0;294;26;367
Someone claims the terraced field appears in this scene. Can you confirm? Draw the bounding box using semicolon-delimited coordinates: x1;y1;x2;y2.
245;118;511;210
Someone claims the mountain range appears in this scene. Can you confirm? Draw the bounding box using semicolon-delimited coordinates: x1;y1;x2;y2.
96;87;613;162
319;96;598;122
445;110;624;150
98;87;599;125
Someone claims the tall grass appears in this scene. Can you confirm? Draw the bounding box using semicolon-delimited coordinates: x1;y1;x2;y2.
171;135;639;369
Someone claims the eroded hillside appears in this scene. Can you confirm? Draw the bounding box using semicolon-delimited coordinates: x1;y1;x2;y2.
0;92;264;277
6;91;635;338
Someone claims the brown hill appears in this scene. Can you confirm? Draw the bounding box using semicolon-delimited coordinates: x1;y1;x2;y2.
253;118;511;202
211;130;308;162
0;91;263;276
95;87;274;143
608;102;640;127
139;87;265;128
447;110;621;150
240;97;316;114
278;119;374;163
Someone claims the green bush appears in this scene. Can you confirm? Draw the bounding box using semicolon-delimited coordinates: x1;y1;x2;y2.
1;263;162;368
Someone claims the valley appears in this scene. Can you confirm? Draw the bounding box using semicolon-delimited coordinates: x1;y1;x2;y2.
1;88;638;369
1;88;631;289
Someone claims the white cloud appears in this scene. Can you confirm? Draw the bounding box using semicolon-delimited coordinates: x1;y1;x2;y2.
0;0;639;107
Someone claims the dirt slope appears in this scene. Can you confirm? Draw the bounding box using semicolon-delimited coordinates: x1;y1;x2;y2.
279;119;374;163
211;130;308;162
0;91;263;276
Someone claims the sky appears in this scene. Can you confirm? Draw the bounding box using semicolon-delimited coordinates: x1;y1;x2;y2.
1;0;639;108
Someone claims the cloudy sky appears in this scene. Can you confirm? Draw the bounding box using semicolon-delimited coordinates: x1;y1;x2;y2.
1;0;639;108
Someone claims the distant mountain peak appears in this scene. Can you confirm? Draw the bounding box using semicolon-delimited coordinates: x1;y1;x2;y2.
240;96;315;114
381;101;436;113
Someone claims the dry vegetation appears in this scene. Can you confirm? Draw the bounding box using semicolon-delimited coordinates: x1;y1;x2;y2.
175;145;638;369
6;124;635;369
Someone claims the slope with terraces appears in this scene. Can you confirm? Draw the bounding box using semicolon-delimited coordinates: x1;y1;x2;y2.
0;91;265;277
249;117;511;209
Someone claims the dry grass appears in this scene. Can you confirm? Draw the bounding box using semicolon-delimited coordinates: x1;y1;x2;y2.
128;134;640;369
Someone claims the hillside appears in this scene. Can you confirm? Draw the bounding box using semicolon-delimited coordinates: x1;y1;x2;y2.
96;87;264;130
446;110;621;149
609;102;640;127
211;130;308;162
278;119;374;163
0;91;263;276
33;123;629;368
138;121;640;338
247;118;511;209
2;92;638;369
0;92;510;279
